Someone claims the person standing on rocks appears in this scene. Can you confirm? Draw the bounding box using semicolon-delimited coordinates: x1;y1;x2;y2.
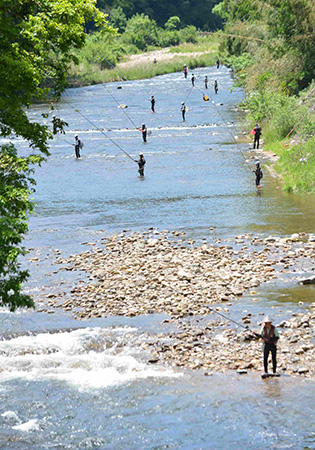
253;162;263;187
135;152;146;176
253;123;262;149
258;316;279;375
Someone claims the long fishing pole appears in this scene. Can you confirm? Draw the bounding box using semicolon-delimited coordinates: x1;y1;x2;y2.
207;305;250;330
62;97;137;163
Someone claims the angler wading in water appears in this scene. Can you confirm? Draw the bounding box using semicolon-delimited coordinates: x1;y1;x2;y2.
181;101;187;122
139;123;147;143
183;64;188;79
253;162;263;187
214;80;218;94
135;153;146;176
150;95;155;113
72;135;83;159
191;74;195;87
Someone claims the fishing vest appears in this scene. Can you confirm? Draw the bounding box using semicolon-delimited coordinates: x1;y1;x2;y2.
262;325;276;344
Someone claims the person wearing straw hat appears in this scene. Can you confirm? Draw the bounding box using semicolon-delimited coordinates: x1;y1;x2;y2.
260;316;279;375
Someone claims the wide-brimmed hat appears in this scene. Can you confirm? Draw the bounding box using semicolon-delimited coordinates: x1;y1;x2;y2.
263;315;272;323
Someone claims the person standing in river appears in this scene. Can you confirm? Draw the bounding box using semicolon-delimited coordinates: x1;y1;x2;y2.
253;162;263;187
181;101;186;122
139;123;147;143
216;58;220;69
257;316;279;375
135;153;146;176
72;135;82;159
191;74;195;87
183;64;188;79
253;123;262;149
214;80;218;94
150;95;155;113
205;76;208;89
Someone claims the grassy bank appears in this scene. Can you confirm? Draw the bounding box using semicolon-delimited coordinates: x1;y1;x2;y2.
68;37;219;87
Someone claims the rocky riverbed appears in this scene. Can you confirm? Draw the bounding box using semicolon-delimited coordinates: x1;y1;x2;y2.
35;229;315;378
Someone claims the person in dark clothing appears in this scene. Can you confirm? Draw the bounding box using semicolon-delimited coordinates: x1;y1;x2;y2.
216;58;220;69
191;74;195;86
135;153;146;176
183;64;188;79
253;123;262;149
73;135;82;158
150;95;155;113
181;101;186;122
259;316;279;374
214;80;218;94
140;123;147;143
205;76;208;89
253;162;263;187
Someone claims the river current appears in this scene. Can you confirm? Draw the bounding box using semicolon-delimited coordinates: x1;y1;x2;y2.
1;66;315;449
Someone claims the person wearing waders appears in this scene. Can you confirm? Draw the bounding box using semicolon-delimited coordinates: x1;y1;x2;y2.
183;64;188;79
181;101;186;122
253;123;262;149
135;153;146;176
140;123;147;143
73;135;82;159
253;162;263;187
191;74;195;87
205;76;208;89
259;316;279;375
214;79;218;94
216;58;220;69
150;95;155;113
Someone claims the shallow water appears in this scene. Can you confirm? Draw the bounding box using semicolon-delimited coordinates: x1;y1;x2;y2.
1;66;315;449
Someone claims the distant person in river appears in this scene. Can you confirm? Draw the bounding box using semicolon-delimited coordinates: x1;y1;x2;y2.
256;316;279;375
135;153;146;176
214;80;218;94
253;123;262;149
139;123;147;143
191;74;195;86
205;76;208;89
183;64;188;78
181;101;186;122
216;58;220;69
150;95;155;113
73;135;82;159
253;162;263;187
52;116;68;134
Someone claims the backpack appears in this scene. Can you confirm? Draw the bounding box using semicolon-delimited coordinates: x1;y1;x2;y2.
79;140;84;149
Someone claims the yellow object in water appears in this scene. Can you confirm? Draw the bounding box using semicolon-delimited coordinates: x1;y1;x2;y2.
203;95;209;101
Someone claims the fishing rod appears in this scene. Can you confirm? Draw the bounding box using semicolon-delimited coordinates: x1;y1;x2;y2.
206;305;261;338
102;58;130;81
62;97;137;163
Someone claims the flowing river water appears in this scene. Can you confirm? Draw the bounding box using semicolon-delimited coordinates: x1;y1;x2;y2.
1;67;315;449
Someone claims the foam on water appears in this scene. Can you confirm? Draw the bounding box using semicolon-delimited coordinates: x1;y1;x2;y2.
0;327;179;390
12;419;40;432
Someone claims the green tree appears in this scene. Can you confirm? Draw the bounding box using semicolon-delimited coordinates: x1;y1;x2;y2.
122;14;159;50
165;16;181;31
0;0;113;310
109;6;127;33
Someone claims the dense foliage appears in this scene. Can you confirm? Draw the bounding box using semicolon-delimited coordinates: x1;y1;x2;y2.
98;0;223;30
214;0;315;192
0;0;111;309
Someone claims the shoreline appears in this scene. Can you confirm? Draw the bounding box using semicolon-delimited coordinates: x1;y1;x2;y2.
35;229;315;379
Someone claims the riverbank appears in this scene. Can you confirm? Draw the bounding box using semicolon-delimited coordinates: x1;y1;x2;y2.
34;229;315;379
68;42;219;87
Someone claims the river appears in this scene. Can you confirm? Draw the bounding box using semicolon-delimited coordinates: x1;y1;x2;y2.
1;66;315;449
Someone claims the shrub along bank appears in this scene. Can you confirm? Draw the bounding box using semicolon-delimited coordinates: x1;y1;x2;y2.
214;0;315;193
